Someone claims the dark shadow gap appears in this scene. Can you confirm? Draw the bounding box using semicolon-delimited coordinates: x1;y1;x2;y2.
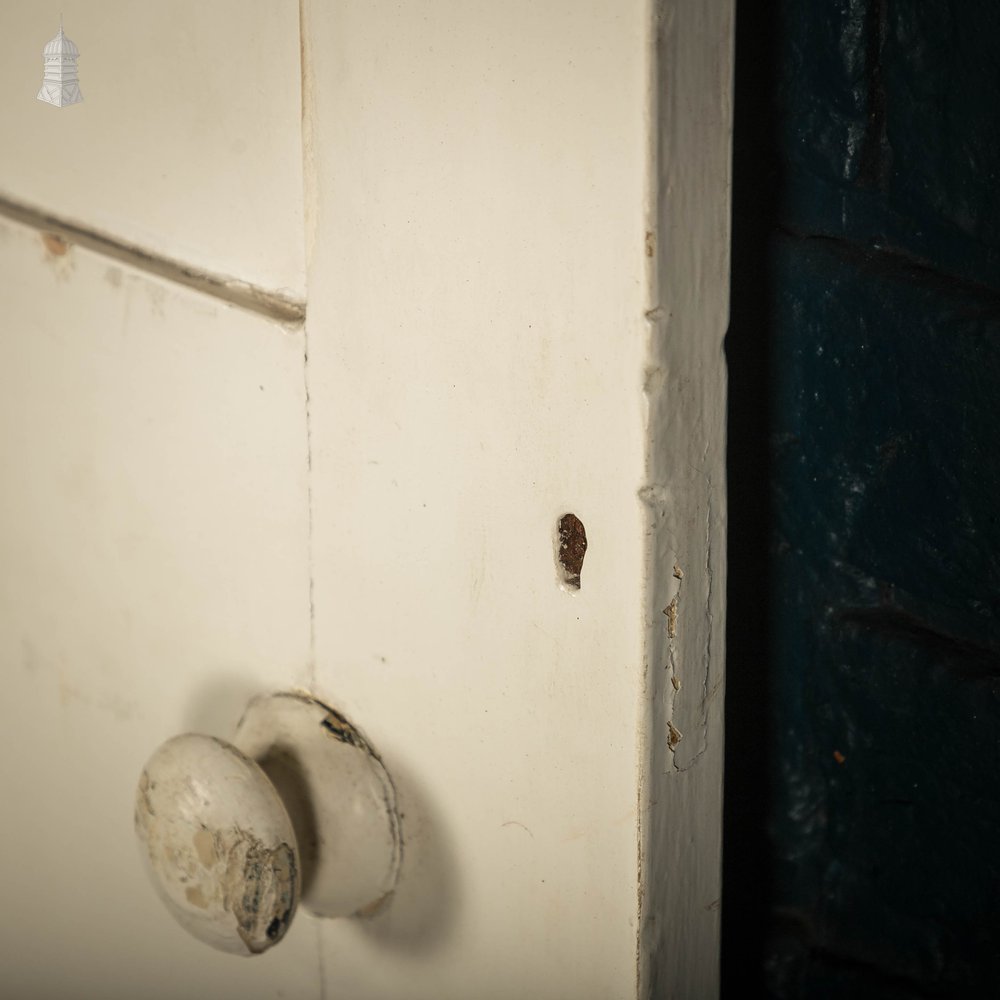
721;2;781;994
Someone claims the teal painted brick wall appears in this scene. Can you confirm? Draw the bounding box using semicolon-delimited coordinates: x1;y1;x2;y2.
725;2;1000;996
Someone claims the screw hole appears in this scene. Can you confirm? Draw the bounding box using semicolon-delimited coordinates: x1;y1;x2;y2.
556;513;588;590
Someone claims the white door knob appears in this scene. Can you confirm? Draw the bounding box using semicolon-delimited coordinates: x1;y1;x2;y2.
134;692;402;956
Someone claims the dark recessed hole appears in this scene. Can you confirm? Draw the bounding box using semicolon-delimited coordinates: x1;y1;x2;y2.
557;513;588;590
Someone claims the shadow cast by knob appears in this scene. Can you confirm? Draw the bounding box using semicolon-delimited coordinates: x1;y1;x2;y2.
353;754;461;955
254;745;322;901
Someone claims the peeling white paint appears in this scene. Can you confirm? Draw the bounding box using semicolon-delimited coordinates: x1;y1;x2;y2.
134;734;300;956
639;1;734;996
234;692;402;920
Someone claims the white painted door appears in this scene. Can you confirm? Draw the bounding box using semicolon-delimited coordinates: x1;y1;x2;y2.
0;3;732;998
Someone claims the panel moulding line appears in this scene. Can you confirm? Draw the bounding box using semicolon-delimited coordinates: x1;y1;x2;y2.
0;192;307;325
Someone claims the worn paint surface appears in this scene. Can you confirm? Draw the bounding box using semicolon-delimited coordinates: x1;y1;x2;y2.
0;2;733;996
234;692;402;921
640;2;733;997
135;734;299;955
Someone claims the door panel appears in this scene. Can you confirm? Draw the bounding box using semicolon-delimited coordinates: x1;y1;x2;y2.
0;2;305;296
0;215;315;999
303;4;648;997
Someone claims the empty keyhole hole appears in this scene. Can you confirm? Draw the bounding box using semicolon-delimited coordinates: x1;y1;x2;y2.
556;513;588;590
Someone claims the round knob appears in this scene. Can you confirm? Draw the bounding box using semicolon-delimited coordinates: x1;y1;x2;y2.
134;734;299;955
135;692;402;955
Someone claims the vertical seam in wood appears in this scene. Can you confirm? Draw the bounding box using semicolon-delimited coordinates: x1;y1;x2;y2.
299;5;322;997
299;0;318;696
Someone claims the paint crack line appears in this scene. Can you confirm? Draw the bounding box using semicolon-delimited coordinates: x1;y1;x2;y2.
304;329;316;689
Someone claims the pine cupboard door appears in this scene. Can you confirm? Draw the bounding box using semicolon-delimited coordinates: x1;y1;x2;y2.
0;3;733;999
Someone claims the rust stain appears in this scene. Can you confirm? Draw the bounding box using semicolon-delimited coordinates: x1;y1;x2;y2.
557;513;588;589
42;232;69;256
833;750;846;765
645;230;656;258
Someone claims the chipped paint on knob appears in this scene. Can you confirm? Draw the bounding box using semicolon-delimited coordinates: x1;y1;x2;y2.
234;692;403;919
134;734;299;956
